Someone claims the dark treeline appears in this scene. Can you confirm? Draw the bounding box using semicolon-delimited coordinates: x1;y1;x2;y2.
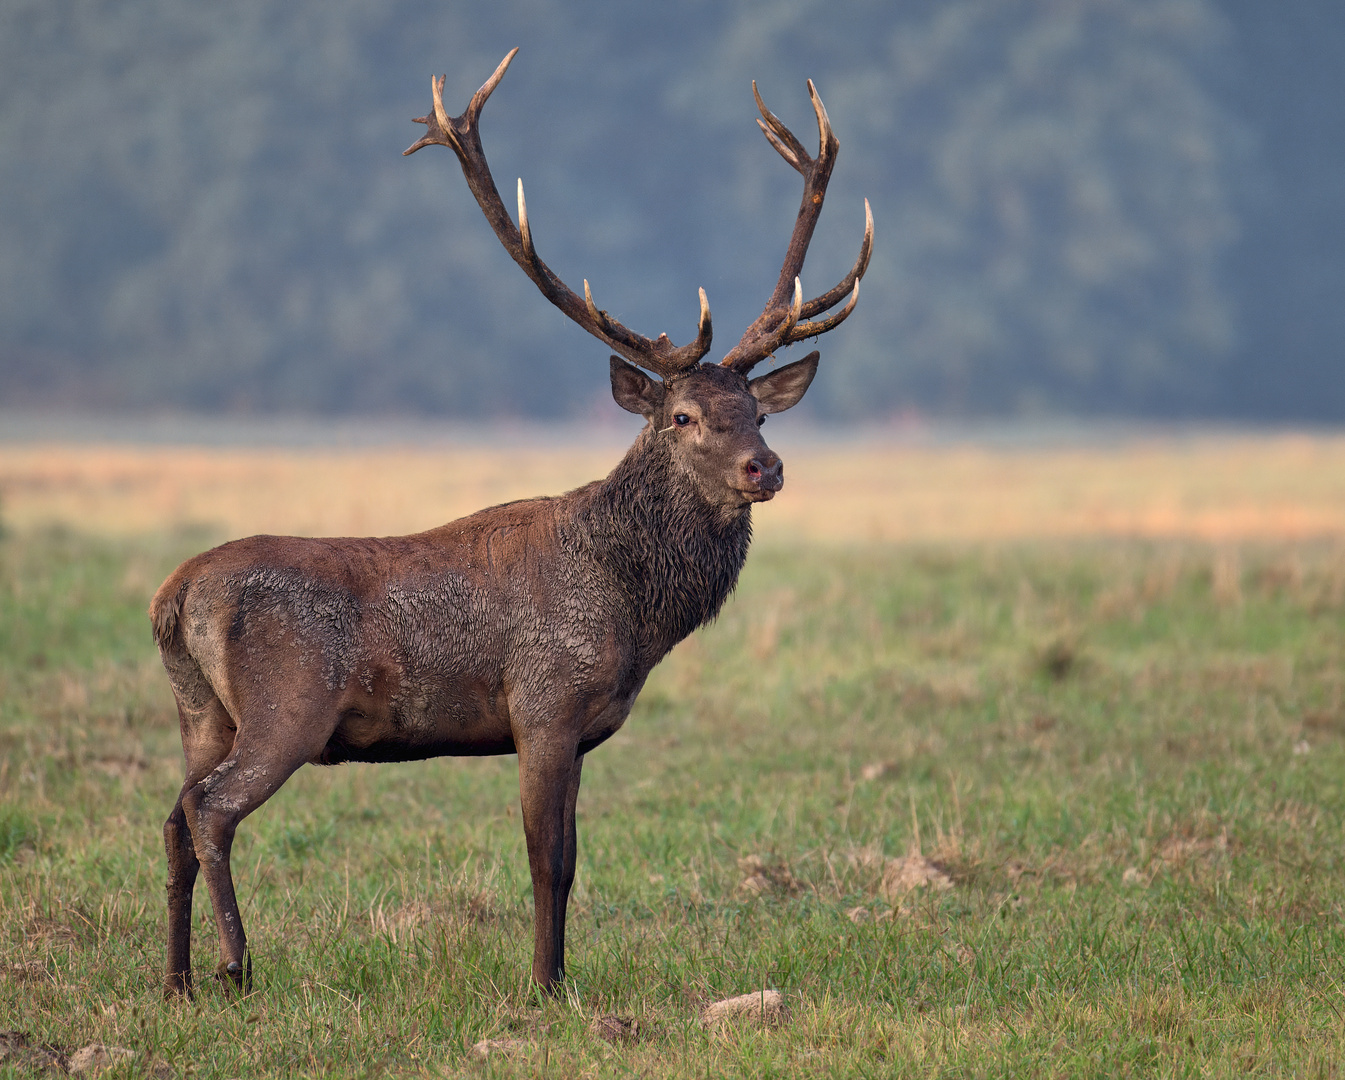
1;0;1341;421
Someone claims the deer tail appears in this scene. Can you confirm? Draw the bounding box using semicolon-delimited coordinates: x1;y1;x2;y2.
150;575;190;651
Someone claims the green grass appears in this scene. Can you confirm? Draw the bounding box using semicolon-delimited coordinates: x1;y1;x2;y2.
2;528;1345;1076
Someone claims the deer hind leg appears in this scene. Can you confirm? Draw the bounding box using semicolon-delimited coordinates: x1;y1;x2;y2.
180;701;334;994
163;673;238;997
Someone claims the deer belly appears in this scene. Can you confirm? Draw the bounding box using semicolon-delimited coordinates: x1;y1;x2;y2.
317;672;513;763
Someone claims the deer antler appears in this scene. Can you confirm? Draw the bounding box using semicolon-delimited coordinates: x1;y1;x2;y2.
719;80;873;375
405;50;713;380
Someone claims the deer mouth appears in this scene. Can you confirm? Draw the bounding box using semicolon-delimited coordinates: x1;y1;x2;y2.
734;481;781;505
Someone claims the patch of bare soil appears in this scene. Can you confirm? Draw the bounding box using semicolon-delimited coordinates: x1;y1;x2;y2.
590;1014;644;1044
1122;866;1149;887
67;1044;135;1074
2;960;49;982
1155;829;1231;876
468;1037;530;1061
0;1032;137;1075
701;990;789;1028
736;854;802;898
1123;828;1232;886
0;1031;65;1072
880;855;955;903
859;760;899;782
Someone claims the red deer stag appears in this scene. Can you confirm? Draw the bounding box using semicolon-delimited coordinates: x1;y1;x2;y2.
152;48;871;996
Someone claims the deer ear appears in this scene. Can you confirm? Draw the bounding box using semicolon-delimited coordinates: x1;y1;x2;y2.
609;356;664;418
749;351;819;414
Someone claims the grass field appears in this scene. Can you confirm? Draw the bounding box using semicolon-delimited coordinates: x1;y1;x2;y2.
2;434;1345;1077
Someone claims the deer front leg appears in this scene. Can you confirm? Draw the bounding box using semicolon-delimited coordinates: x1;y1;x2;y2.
556;753;584;974
516;740;584;992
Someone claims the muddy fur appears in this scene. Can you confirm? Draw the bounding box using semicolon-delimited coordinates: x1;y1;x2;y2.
570;424;752;662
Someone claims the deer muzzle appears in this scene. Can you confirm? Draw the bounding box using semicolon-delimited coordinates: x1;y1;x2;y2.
741;452;784;499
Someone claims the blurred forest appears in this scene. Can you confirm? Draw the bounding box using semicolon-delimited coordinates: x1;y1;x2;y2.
0;0;1341;422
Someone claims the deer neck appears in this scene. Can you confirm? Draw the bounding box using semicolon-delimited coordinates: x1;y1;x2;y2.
574;426;752;656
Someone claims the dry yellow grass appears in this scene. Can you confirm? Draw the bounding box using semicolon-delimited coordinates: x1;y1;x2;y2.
2;431;1345;543
0;442;618;540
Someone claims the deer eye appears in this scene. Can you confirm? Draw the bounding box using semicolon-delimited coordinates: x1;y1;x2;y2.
673;413;691;427
756;415;767;427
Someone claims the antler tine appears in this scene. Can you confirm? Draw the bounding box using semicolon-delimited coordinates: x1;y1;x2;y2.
431;76;455;150
583;279;610;334
799;197;873;321
806;79;833;159
466;48;518;123
406;50;713;379
517;178;536;266
793;278;860;341
753;81;809;172
722;80;871;375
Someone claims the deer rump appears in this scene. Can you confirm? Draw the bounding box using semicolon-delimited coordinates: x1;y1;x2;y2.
153;49;870;998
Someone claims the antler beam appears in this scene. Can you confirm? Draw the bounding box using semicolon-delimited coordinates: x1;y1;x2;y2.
719;81;874;375
405;49;713;379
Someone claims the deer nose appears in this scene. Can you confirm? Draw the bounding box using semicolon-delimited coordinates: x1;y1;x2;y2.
743;453;784;492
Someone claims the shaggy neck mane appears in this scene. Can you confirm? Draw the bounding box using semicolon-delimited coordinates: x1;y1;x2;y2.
572;426;752;657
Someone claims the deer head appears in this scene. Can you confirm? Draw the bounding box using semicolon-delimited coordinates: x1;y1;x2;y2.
405;49;872;513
